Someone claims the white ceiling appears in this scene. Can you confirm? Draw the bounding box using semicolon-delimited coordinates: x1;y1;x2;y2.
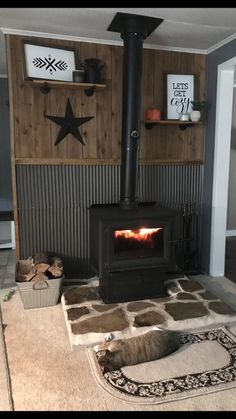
1;7;236;75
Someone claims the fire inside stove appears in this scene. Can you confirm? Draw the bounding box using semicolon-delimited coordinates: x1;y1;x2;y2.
114;227;164;259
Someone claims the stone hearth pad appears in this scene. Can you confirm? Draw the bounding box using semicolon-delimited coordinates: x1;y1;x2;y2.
61;276;236;350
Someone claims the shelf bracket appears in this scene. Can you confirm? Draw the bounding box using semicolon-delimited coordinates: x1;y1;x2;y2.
179;123;193;131
40;82;51;94
145;122;156;130
84;85;96;96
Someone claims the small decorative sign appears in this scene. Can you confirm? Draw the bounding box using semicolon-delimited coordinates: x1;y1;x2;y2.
24;43;76;81
166;74;195;119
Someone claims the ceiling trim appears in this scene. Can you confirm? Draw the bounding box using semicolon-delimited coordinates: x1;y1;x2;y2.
206;31;236;54
1;27;207;55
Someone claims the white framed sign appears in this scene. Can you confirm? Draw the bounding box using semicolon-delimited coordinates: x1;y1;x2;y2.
166;74;195;119
24;43;76;82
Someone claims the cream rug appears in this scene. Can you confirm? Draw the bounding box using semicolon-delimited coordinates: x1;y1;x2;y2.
87;326;236;405
2;286;236;411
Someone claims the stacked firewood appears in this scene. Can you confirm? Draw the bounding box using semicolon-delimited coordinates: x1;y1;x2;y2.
16;252;64;283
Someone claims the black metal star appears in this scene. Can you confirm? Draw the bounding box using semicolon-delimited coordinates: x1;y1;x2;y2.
45;98;94;146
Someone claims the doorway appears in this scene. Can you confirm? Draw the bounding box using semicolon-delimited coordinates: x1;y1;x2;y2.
225;85;236;283
210;57;236;277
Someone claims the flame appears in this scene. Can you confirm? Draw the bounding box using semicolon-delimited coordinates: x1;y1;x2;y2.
114;228;162;241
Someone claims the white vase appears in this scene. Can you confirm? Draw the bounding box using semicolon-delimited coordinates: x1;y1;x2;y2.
190;110;201;122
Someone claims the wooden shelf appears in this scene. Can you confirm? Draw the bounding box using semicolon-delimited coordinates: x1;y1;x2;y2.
26;79;106;96
144;120;203;130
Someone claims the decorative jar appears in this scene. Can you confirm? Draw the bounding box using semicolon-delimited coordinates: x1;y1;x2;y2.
179;112;190;121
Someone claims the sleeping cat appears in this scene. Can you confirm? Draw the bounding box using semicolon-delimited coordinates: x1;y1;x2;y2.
94;328;181;373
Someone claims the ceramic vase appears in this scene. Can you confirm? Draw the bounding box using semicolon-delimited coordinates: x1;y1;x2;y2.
190;110;201;122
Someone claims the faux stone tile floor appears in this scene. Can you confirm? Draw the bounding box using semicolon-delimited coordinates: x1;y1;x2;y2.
61;276;236;350
0;249;16;289
3;247;236;351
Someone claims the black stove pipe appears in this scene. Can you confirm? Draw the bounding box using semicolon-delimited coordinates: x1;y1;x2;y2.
119;29;145;210
108;13;163;210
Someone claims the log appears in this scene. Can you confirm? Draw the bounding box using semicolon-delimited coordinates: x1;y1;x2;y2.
33;272;48;283
16;260;36;282
48;265;63;278
16;254;64;282
33;252;50;265
16;271;36;282
48;256;63;278
35;263;50;273
24;269;37;282
51;256;63;267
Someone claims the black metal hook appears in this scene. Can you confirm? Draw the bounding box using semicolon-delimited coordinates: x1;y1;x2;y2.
145;122;155;130
84;85;96;96
40;82;51;94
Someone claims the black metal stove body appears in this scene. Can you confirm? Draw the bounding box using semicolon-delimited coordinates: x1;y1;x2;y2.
90;203;179;303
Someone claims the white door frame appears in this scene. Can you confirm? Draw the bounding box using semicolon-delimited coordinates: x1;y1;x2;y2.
210;57;236;276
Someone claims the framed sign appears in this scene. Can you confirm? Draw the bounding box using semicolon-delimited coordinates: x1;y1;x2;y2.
23;42;76;82
166;73;195;119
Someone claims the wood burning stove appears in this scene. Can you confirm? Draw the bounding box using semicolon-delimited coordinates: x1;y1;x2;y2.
90;203;179;303
89;13;182;303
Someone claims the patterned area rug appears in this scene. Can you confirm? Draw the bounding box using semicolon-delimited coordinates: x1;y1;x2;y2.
87;325;236;405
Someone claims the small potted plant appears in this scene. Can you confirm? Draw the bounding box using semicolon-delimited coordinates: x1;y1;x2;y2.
190;100;206;122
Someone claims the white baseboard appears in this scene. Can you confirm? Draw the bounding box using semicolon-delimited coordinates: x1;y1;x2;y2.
0;242;15;249
0;221;15;249
226;229;236;237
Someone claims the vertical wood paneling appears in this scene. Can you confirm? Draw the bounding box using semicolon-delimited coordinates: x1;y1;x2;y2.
6;35;20;259
96;44;112;159
150;50;172;159
111;45;123;161
67;88;84;159
8;36;20;158
67;41;83;159
7;34;206;163
15;37;35;158
50;88;68;158
80;42;98;159
140;48;154;160
34;88;52;157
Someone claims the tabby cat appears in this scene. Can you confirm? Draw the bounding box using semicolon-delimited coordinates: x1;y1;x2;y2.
94;328;181;373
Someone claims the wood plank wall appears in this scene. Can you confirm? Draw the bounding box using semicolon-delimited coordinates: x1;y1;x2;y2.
6;34;206;165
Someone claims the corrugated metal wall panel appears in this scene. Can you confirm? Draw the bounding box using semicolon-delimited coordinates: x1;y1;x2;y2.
16;164;203;272
138;164;203;208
